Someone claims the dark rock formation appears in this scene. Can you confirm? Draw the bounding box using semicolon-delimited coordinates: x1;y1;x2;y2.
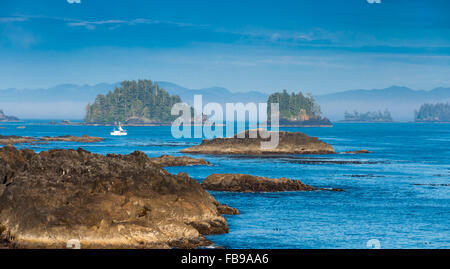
202;173;317;192
343;149;371;154
149;155;211;167
0;146;230;249
181;129;335;155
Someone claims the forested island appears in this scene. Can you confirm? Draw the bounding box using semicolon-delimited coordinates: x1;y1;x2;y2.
343;110;393;122
0;110;19;122
84;80;183;124
415;103;450;122
267;90;332;126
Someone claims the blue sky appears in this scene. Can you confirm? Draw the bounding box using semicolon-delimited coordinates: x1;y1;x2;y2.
0;0;449;94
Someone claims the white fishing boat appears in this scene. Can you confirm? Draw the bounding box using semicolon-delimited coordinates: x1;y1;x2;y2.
110;124;127;136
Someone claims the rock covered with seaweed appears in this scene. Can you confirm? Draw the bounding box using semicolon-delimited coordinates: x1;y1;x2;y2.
181;129;335;155
201;174;316;192
0;146;232;249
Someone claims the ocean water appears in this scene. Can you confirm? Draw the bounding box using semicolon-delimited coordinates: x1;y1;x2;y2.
1;121;449;249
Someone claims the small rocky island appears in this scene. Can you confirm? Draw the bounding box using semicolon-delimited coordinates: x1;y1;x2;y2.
0;146;233;248
84;80;183;125
181;129;336;155
202;174;316;192
0;110;19;122
267;90;332;127
0;134;103;145
415;102;450;122
342;110;393;123
202;174;343;192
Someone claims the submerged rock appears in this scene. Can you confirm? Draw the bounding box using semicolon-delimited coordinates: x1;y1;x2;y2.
202;173;317;192
343;149;371;154
181;129;335;155
0;146;230;249
149;155;211;167
39;135;103;143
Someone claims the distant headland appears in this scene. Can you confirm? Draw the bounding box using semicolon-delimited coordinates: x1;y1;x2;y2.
0;110;19;122
415;103;450;123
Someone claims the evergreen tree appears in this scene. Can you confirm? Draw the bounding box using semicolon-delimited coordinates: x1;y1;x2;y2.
84;80;182;124
267;90;322;120
415;103;450;122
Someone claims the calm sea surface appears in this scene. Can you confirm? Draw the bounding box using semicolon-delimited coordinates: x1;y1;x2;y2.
1;121;449;249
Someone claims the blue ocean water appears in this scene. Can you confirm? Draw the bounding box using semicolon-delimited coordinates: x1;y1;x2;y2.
1;121;449;249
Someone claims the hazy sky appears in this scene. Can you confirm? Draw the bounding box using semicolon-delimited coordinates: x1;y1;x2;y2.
1;0;449;94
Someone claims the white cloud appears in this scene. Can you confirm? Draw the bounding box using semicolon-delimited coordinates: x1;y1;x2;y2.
0;17;27;23
66;18;199;30
67;0;81;4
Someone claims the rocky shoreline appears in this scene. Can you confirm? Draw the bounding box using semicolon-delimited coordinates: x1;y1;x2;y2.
0;135;349;248
0;146;233;249
181;129;336;155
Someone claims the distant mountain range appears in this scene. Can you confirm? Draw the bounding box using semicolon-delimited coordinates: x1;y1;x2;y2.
0;82;449;121
0;82;267;119
156;81;267;106
0;83;119;119
315;86;450;121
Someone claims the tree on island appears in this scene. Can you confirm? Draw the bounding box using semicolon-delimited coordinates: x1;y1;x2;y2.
415;103;450;122
344;110;393;122
84;80;182;124
267;90;323;120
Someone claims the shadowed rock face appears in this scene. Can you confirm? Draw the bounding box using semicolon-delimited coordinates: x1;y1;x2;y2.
0;146;230;249
181;129;335;155
202;174;317;192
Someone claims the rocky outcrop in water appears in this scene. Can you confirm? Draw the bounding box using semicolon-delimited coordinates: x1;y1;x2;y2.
343;149;371;154
202;174;317;192
149;155;211;167
0;135;34;145
202;174;344;193
181;129;335;155
216;204;240;215
39;135;104;143
0;146;232;249
0;135;103;145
